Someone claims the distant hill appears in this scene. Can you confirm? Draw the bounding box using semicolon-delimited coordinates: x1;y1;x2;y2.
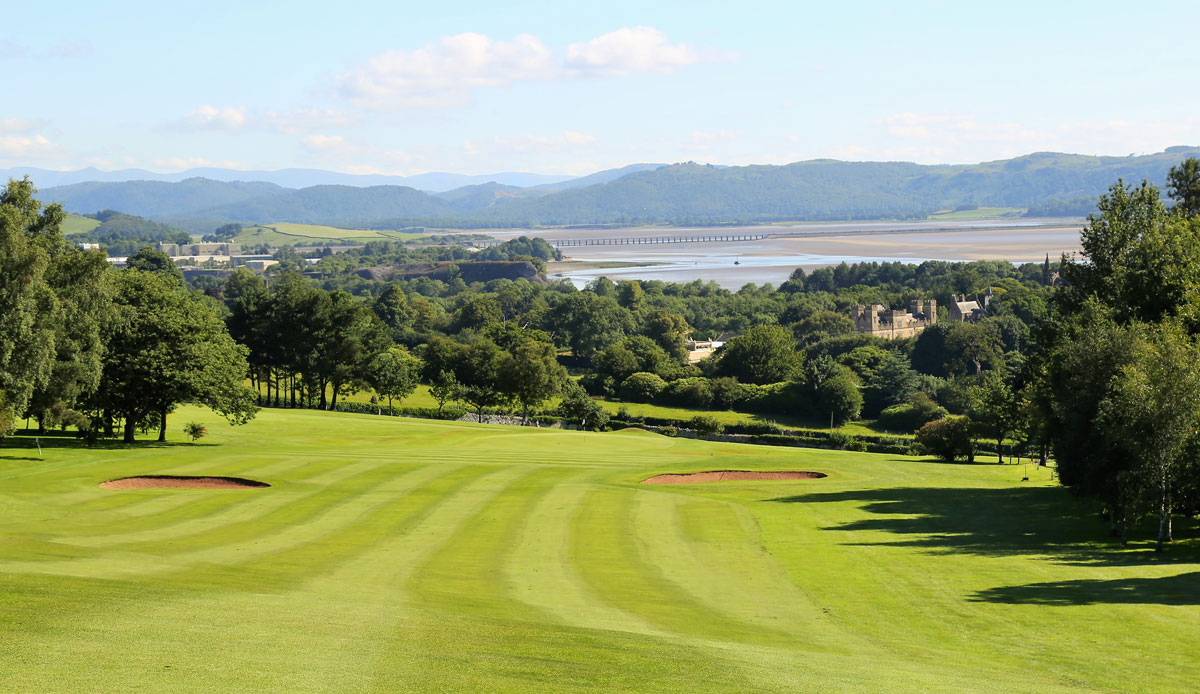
41;178;286;218
4;166;573;192
27;147;1200;230
192;184;459;225
432;182;528;212
527;163;667;193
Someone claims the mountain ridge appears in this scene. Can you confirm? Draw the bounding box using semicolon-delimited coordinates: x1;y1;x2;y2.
29;147;1200;232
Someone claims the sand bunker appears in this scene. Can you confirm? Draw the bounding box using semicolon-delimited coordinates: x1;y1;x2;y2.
642;470;827;484
99;475;270;490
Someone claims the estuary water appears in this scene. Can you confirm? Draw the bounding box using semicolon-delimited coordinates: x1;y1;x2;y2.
488;218;1085;289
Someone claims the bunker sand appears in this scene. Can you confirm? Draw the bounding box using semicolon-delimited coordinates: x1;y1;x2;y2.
99;475;270;490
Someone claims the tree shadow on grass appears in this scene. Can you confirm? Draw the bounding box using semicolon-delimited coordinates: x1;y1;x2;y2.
970;571;1200;605
768;485;1200;568
1;436;218;452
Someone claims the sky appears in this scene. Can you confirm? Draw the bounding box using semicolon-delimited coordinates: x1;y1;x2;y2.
2;0;1199;177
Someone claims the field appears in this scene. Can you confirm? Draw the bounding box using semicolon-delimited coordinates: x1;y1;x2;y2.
61;213;101;236
928;207;1025;221
235;222;427;247
1;406;1197;692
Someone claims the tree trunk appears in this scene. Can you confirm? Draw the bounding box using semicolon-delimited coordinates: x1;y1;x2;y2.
997;437;1003;464
123;413;136;443
318;380;328;410
330;383;339;410
157;408;167;443
290;375;297;409
1157;462;1169;552
103;410;114;438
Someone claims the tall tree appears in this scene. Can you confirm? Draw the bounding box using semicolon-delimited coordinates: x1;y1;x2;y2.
1098;323;1200;551
0;178;60;434
716;325;801;384
368;346;420;410
500;340;567;424
99;269;257;442
1167;156;1200;218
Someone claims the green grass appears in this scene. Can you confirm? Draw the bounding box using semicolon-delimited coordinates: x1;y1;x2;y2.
61;214;101;236
234;222;427;247
929;207;1025;221
340;385;895;437
1;406;1197;692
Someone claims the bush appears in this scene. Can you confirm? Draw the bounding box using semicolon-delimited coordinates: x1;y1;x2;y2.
559;381;610;431
877;393;948;433
619;372;667;403
659;424;677;437
183;421;207;442
914;416;975;462
659;376;714;408
688;415;725;437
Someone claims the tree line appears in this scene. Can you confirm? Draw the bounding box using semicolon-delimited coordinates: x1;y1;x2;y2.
1;179;257;442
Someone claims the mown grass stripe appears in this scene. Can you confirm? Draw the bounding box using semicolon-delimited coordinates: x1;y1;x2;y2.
570;486;803;646
80;462;430;554
405;466;575;621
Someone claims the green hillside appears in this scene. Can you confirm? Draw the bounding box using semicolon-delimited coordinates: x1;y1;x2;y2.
61;213;101;236
1;406;1196;692
35;147;1200;229
234;222;427;247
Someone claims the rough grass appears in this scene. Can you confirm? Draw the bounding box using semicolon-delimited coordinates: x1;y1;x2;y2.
1;406;1197;692
61;213;101;236
234;222;426;247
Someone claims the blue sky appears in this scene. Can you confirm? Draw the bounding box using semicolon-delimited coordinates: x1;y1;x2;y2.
2;0;1198;176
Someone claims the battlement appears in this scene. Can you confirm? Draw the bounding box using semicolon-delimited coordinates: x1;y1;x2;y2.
853;299;936;339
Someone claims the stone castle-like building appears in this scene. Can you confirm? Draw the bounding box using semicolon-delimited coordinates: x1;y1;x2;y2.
853;300;937;339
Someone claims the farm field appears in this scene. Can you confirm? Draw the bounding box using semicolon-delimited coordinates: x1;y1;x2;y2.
61;213;101;236
1;407;1197;692
234;222;428;247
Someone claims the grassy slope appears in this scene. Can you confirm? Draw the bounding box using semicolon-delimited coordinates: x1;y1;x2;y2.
1;406;1196;693
341;385;893;437
61;213;101;236
234;222;425;247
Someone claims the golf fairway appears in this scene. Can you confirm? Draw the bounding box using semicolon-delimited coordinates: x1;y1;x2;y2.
1;407;1197;692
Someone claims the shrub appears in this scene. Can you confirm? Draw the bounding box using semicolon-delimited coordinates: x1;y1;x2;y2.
183;422;207;442
877;393;948;432
914;416;974;462
619;372;667;403
688;415;725;437
659;376;714;408
659;424;677;437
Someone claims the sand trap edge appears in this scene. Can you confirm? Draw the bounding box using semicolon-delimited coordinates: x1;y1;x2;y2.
641;470;827;484
99;475;271;490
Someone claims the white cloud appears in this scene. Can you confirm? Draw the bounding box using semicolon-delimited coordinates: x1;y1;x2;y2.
175;106;355;134
0;118;47;134
0;134;61;159
179;105;248;131
336;27;729;110
337;32;554;109
566;26;702;75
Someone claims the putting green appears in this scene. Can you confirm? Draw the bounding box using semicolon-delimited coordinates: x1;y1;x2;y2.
0;406;1196;692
